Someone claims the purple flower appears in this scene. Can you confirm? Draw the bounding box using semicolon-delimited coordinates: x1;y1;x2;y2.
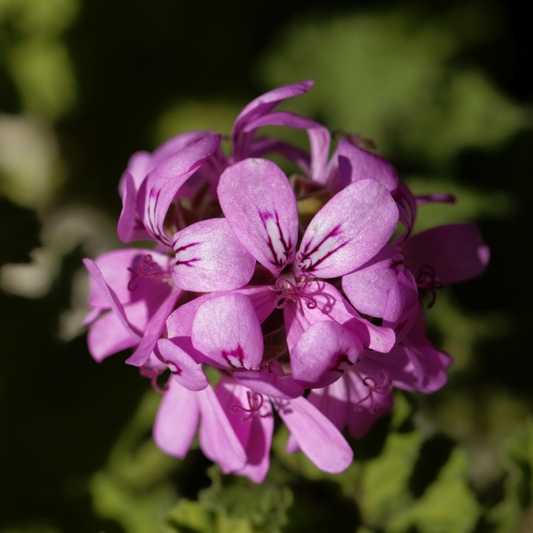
83;79;490;482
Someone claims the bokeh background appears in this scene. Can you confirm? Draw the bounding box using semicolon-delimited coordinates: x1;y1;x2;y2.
0;0;532;531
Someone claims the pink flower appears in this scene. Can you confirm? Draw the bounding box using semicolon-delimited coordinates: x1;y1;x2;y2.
83;80;490;482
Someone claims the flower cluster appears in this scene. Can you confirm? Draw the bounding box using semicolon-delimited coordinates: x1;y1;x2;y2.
84;80;489;482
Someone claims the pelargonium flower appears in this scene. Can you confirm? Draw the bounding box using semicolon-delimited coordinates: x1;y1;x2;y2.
84;79;490;483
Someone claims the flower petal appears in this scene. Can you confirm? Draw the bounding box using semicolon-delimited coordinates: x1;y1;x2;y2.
337;139;399;191
307;377;350;432
218;158;298;276
157;338;208;391
232;80;314;160
290;321;364;388
192;294;264;370
234;363;304;400
172;218;255;292
140;134;221;246
283;281;395;353
274;396;353;474
153;378;199;458
382;269;419;343
342;244;403;318
401;223;490;284
198;385;247;474
244;111;330;183
83;258;142;340
296;179;399;278
117;172;153;243
125;288;182;367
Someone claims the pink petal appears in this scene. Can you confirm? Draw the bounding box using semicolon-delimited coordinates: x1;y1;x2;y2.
382;269;419;343
232;80;314;160
290;321;363;388
283;281;395;353
296;179;399;278
141;134;221;246
243;111;330;184
153;379;199;458
218;158;298;276
87;249;171;309
125;288;182;367
237;412;274;483
337;139;399;191
83;258;142;340
307;377;350;432
157;338;208;391
192;294;264;370
392;181;417;244
87;309;140;362
234;366;304;400
215;378;274;483
172;218;255;292
250;137;311;178
274;396;353;474
117;172;152;243
346;370;394;438
342;244;404;318
401;223;490;284
197;385;247;474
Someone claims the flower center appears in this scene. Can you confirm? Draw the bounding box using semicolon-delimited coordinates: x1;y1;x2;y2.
274;272;317;310
127;254;172;291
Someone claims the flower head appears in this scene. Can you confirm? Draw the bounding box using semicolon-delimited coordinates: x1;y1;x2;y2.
84;80;489;482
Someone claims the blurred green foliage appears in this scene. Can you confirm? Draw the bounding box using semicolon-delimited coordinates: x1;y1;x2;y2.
0;0;531;532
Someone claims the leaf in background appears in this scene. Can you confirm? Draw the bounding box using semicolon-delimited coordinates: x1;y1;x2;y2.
490;421;533;532
90;390;181;533
259;5;526;167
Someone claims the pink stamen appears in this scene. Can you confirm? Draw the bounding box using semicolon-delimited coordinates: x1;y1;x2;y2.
274;273;317;310
416;265;444;309
127;254;171;291
353;370;392;414
231;391;271;422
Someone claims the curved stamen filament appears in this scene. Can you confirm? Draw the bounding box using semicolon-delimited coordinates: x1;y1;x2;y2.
128;254;171;291
274;273;317;310
231;391;270;422
353;370;392;414
416;265;444;309
139;365;168;393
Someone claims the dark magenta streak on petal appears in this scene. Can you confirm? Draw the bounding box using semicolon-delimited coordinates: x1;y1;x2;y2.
260;210;292;268
148;188;162;237
173;242;201;254
222;345;245;368
330;354;353;373
299;225;349;272
166;361;182;375
174;258;201;267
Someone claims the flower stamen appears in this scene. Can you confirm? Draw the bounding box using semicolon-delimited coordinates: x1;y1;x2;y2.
353;370;392;414
128;254;171;291
416;265;444;309
274;273;317;310
231;391;270;422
